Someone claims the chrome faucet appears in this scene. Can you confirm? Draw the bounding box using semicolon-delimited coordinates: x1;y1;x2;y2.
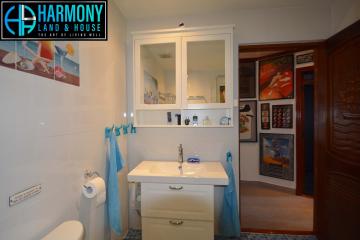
178;144;184;165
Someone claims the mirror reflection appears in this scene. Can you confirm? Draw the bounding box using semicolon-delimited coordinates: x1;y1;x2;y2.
187;40;225;104
140;43;176;104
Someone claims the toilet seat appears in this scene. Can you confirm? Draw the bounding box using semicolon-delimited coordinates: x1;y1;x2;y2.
42;220;84;240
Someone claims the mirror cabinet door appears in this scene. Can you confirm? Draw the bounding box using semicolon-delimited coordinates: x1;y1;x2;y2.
184;36;229;107
136;38;180;108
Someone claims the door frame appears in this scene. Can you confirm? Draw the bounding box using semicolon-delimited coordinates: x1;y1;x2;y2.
238;41;325;235
296;65;315;196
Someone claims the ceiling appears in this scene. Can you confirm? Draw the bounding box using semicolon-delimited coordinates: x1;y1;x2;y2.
114;0;330;20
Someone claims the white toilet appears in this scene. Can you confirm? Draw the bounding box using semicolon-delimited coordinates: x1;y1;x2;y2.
42;220;84;240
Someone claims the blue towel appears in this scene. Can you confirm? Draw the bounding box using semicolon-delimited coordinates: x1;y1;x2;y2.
220;151;241;237
106;131;124;236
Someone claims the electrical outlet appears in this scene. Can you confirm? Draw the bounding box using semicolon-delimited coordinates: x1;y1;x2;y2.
9;184;41;207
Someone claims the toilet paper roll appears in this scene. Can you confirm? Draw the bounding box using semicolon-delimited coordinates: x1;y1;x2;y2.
82;177;106;201
96;191;106;207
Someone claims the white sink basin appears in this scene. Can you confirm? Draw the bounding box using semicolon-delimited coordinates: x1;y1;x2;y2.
128;161;229;185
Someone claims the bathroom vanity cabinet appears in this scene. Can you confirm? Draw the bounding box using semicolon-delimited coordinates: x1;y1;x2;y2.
127;161;229;240
132;25;234;127
141;183;214;240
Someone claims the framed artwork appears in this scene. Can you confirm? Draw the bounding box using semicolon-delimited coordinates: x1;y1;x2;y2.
240;100;257;142
259;54;294;100
272;104;293;128
296;52;314;65
239;61;256;98
54;42;80;86
0;41;80;86
16;41;55;80
260;133;294;181
0;41;16;70
261;103;270;130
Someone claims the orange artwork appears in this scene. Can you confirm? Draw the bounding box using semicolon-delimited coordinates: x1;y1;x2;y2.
259;54;294;100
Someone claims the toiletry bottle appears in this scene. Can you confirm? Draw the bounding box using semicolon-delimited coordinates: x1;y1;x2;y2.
185;117;190;125
192;115;198;126
175;114;181;125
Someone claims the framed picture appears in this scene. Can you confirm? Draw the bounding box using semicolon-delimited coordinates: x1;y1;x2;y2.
16;41;55;80
54;41;80;86
261;103;270;129
240;100;257;142
259;54;294;100
239;61;256;98
272;104;293;128
296;52;314;65
0;41;80;86
260;133;294;181
0;41;16;70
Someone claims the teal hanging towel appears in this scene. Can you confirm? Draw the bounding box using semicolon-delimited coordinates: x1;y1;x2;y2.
106;130;125;236
220;151;241;237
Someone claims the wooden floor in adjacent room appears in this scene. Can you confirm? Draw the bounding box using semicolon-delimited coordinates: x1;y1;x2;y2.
240;181;313;231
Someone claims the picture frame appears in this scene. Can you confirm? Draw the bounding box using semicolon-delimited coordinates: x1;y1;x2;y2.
259;133;294;181
239;61;256;98
272;104;293;128
0;41;16;70
259;54;294;100
240;100;257;142
296;52;314;65
0;41;80;86
260;103;270;130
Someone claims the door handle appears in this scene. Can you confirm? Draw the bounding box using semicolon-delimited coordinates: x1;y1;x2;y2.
169;220;184;225
169;186;183;190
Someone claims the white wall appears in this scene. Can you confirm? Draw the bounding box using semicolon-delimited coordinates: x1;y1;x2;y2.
126;5;331;231
331;0;360;34
0;1;128;239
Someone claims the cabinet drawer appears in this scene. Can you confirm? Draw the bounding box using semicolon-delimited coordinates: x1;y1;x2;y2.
141;183;214;220
142;217;213;240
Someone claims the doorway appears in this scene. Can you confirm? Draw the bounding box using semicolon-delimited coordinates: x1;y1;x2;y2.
239;43;321;234
296;66;315;196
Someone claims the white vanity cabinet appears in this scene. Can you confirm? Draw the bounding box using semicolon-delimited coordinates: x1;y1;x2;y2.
141;183;214;240
132;25;234;127
127;161;229;240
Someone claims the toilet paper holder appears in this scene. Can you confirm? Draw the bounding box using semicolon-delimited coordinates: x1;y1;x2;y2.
84;170;100;180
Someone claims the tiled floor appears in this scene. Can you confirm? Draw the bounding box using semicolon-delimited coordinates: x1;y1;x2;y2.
124;229;317;240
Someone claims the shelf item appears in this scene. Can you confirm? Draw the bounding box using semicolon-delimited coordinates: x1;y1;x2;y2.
135;109;233;128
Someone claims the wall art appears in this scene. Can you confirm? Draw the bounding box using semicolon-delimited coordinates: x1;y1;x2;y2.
240;100;257;142
259;54;294;100
260;133;294;181
272;104;293;128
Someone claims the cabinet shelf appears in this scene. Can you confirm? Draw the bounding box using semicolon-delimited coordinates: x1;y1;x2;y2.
134;124;234;128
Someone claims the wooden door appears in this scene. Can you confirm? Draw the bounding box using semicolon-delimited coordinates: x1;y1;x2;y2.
315;20;360;240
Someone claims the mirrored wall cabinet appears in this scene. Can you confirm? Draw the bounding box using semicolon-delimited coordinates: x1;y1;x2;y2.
133;25;234;127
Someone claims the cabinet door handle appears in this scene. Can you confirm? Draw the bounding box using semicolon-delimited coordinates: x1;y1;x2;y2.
169;220;184;225
169;186;183;190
